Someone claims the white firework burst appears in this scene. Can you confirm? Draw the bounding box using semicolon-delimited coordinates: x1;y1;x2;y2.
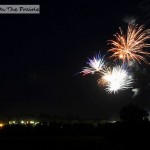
99;65;133;93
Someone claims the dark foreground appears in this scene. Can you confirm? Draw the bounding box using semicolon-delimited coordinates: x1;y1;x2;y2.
0;136;114;150
0;121;149;150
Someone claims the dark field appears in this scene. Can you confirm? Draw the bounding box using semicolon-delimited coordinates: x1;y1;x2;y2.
0;121;149;150
0;135;147;150
0;136;114;150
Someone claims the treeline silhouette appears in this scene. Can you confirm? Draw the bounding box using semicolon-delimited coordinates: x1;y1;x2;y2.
1;118;150;136
0;104;149;149
0;104;149;136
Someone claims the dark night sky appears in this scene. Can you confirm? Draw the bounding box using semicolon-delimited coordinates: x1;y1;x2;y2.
0;0;150;120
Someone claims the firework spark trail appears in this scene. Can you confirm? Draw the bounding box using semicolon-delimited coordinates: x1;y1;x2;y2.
98;65;133;93
109;24;150;64
81;53;105;76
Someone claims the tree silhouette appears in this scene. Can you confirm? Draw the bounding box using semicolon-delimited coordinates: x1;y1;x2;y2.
120;104;149;122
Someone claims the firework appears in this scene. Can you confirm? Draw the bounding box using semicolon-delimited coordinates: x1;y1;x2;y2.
98;65;133;93
109;24;150;64
81;53;105;76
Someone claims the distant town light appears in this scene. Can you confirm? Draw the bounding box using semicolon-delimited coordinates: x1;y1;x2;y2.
112;121;116;123
21;120;25;124
0;123;4;127
8;120;40;126
30;121;34;124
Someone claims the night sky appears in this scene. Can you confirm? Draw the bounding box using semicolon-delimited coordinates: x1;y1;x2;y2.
0;0;150;120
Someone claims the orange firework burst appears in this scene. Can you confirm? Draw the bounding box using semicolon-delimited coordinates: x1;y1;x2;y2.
109;24;150;64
